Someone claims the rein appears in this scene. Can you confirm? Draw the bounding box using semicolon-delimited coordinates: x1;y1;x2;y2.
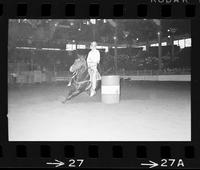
77;80;90;84
75;73;90;84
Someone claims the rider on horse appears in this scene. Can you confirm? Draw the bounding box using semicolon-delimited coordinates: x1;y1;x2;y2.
87;41;101;97
63;42;101;102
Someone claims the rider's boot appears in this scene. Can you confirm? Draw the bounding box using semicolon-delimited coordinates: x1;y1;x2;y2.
90;88;96;97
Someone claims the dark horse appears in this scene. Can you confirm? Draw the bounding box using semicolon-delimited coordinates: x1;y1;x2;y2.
62;55;100;103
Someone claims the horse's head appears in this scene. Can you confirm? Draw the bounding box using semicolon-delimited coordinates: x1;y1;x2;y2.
70;54;87;73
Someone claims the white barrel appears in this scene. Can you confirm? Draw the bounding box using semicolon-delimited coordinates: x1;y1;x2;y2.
101;75;120;104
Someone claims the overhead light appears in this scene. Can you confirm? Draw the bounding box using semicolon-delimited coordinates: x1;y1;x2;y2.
171;28;177;33
78;28;81;31
16;47;37;50
168;35;171;38
167;29;170;32
42;48;61;51
136;38;139;41
113;36;117;40
70;22;74;26
90;19;96;24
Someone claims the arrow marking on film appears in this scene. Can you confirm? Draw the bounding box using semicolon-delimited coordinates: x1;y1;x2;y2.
141;160;159;169
46;159;65;168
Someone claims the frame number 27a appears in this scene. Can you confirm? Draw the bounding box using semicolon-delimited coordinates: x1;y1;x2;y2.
161;159;184;168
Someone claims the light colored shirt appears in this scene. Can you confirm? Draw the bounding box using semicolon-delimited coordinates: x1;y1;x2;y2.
87;49;100;68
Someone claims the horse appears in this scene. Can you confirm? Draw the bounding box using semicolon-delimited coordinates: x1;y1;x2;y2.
62;54;100;103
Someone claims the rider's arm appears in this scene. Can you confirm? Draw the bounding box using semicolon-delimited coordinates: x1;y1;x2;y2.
95;50;100;64
87;52;93;65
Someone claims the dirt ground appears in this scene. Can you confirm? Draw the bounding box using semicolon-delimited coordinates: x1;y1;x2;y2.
8;80;191;141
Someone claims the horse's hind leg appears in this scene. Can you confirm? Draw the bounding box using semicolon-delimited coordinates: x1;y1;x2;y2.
84;82;92;96
85;82;91;91
62;87;74;103
68;90;81;100
62;90;81;103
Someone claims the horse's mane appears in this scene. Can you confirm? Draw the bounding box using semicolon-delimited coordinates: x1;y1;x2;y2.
77;55;87;71
76;55;88;81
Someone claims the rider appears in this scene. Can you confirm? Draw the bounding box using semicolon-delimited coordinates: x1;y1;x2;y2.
87;41;101;97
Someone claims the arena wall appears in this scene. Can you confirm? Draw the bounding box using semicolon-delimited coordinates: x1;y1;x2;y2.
121;75;191;82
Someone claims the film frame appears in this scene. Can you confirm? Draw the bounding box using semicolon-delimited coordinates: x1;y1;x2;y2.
0;0;200;168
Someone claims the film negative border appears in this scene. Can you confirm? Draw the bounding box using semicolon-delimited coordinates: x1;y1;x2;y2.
0;0;199;18
0;142;199;168
0;0;200;168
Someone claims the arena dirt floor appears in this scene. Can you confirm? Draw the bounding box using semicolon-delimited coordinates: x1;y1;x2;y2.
8;80;191;141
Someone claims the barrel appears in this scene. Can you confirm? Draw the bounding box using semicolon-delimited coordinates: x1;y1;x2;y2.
101;75;120;104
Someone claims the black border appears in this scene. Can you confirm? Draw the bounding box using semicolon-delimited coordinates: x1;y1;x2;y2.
0;0;200;168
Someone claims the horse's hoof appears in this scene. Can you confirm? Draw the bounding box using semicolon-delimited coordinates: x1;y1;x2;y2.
86;91;90;96
62;101;66;104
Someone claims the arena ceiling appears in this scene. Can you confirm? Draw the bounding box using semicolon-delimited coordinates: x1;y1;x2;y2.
8;19;191;48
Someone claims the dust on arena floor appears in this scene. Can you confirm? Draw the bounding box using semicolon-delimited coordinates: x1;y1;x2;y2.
8;80;191;141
